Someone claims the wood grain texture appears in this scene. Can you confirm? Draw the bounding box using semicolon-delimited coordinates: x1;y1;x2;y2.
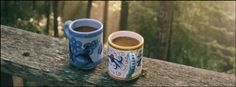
1;25;235;86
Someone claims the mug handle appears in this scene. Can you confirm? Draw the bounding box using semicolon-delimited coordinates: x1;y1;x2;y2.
63;20;72;38
126;51;136;80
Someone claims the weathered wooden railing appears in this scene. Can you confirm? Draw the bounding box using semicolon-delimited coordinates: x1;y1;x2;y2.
1;25;235;86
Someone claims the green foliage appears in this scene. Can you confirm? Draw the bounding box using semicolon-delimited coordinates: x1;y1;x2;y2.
1;1;88;37
128;1;235;74
1;1;43;33
128;1;159;58
171;1;235;74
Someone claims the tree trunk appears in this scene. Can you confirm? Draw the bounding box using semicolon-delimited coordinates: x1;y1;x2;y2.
44;1;51;35
60;1;65;18
156;1;174;60
53;1;58;37
32;1;36;10
2;1;7;24
166;2;175;61
103;1;108;43
86;0;92;18
119;1;129;30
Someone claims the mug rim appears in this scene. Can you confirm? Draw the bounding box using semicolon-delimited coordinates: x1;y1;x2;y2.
108;31;144;50
69;18;103;35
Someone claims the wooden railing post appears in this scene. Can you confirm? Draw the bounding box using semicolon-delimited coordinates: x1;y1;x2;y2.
12;75;24;87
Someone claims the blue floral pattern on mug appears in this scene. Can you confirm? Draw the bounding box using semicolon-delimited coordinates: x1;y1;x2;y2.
69;37;101;67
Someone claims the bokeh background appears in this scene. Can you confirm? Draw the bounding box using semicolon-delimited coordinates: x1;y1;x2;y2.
1;1;235;74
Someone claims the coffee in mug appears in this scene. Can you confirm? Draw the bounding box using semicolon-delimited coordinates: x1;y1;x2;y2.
73;26;97;32
112;36;140;46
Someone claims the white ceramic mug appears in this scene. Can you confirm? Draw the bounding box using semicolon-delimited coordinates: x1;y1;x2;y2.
107;31;144;81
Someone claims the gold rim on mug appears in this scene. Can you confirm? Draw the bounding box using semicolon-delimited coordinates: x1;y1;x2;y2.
108;31;144;50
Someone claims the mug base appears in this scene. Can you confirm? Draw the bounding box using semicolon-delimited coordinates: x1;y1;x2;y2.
69;58;102;70
69;63;97;70
107;71;140;82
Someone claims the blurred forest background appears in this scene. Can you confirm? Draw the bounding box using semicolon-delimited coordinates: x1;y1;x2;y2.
1;1;235;74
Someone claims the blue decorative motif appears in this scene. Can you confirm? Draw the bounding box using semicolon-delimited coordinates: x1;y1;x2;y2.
137;49;142;66
69;37;100;67
97;42;102;54
108;54;123;70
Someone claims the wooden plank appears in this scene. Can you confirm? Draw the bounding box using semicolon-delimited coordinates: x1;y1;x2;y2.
1;25;235;86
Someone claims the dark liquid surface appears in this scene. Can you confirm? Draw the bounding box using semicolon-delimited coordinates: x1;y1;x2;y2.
112;37;140;47
74;26;97;32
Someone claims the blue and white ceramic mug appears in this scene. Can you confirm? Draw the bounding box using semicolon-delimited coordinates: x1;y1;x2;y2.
63;18;103;69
